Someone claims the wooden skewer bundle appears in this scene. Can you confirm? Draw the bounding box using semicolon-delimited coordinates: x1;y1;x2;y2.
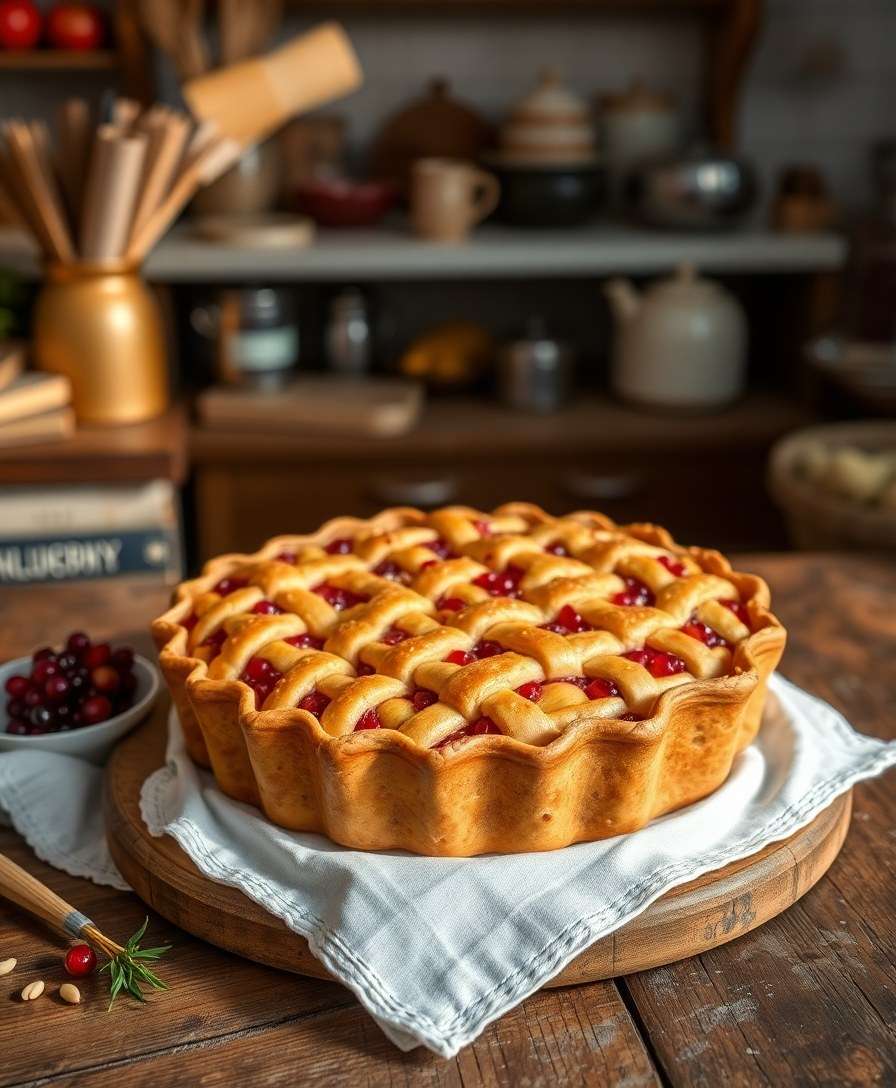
0;96;241;268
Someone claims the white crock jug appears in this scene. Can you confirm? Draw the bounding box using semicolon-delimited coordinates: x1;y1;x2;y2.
604;264;746;409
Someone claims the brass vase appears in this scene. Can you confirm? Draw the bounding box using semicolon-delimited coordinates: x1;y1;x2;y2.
33;263;168;425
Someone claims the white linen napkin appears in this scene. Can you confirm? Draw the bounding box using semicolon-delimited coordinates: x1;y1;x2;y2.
2;674;895;1056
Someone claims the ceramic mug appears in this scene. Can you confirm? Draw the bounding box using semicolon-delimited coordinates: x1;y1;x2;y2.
410;158;500;242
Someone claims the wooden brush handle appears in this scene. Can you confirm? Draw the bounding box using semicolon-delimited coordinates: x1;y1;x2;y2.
0;851;93;941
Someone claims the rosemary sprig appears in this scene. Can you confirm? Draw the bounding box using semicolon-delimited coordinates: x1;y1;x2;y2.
98;917;171;1009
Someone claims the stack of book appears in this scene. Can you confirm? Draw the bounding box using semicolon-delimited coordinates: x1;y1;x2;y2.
0;343;75;448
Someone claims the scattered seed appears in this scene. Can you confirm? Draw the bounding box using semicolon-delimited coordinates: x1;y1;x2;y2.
59;983;81;1005
0;958;16;976
21;980;44;1001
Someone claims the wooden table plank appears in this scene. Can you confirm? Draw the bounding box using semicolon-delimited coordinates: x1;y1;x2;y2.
620;554;896;1088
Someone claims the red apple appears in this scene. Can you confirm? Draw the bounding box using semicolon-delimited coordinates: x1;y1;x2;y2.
0;1;42;50
46;3;104;51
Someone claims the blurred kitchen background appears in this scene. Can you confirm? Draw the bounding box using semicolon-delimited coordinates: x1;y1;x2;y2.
0;0;894;590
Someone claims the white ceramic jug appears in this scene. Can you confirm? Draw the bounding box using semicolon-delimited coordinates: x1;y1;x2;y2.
604;264;746;409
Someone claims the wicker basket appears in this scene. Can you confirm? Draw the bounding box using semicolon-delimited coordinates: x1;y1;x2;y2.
768;422;896;550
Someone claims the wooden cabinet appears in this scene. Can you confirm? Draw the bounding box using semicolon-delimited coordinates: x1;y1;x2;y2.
191;394;800;563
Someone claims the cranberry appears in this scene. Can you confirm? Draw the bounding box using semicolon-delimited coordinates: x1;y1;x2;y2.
516;681;543;702
472;565;524;599
546;542;569;556
6;698;25;718
658;555;687;577
437;596;466;612
374;560;410;584
681;619;728;649
472;519;492;537
446;650;476;666
543;603;592;634
57;653;79;674
215;577;249;596
426;538;453;559
44;675;70;701
381;626;408;645
244;657;274;684
83;643;111;669
201;629;227;655
24;689;42;708
31;659;59;685
6;720;28;735
355;708;381;731
275;550;297;564
721;599;750;626
356;663;376;676
435;716;502;749
64;944;96;977
65;631;90;655
82;695;113;725
612;577;655;608
314;583;365;611
92;666;121;693
623;648;687;678
325;538;353;555
585;677;620;699
411;689;437;712
251;599;284;616
4;674;29;698
285;633;324;650
182;613;198;632
298;691;330;717
32;647;55;663
110;649;133;673
473;640;503;659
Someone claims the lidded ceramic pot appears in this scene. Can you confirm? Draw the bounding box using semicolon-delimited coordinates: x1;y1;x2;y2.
499;68;596;166
604;263;746;410
599;79;680;178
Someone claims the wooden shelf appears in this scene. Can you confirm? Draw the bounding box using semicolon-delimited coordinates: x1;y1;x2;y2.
191;392;809;464
0;224;849;282
0;407;188;486
0;49;118;70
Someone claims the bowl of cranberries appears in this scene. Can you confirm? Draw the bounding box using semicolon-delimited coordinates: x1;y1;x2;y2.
0;631;159;763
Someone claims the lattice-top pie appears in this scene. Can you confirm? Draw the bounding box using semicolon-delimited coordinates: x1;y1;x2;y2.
152;503;786;855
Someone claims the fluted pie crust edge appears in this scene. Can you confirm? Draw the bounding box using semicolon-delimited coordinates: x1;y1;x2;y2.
151;504;786;856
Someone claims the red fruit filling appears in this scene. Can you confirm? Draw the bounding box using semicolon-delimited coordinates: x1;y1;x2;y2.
623;648;687;677
213;577;248;597
182;613;198;631
541;603;593;634
472;564;525;598
298;691;330;717
658;555;687;577
284;633;324;650
545;541;569;556
721;599;750;626
619;712;644;722
543;675;621;699
612;577;655;607
275;549;297;564
681;617;728;649
314;583;365;611
473;519;492;537
201;628;227;654
251;599;284;615
356;662;376;676
325;538;354;555
516;680;543;702
437;596;466;612
435;716;501;748
446;649;476;666
240;656;282;708
381;626;409;645
445;639;504;666
411;688;438;712
427;538;454;559
355;708;382;731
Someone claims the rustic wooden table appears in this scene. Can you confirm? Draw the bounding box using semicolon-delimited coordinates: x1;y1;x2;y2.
1;556;894;1087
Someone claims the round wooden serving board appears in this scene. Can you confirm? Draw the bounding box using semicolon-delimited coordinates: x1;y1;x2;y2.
105;701;852;986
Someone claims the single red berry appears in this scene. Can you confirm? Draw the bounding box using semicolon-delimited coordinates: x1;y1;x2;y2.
31;659;59;685
64;944;97;977
4;674;29;698
243;657;273;684
354;708;381;731
411;688;437;712
32;647;55;663
445;649;475;666
437;596;466;612
81;695;113;725
585;677;620;700
516;681;543;702
92;665;121;693
66;631;90;655
83;643;111;669
250;600;283;616
44;675;70;701
324;537;353;555
24;689;42;708
213;576;248;596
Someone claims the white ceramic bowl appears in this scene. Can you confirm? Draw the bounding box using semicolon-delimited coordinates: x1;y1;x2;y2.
0;654;159;764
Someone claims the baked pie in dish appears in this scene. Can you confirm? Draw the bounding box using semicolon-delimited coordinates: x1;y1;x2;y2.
151;503;786;856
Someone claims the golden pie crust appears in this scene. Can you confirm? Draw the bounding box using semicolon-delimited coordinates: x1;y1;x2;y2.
151;503;786;856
